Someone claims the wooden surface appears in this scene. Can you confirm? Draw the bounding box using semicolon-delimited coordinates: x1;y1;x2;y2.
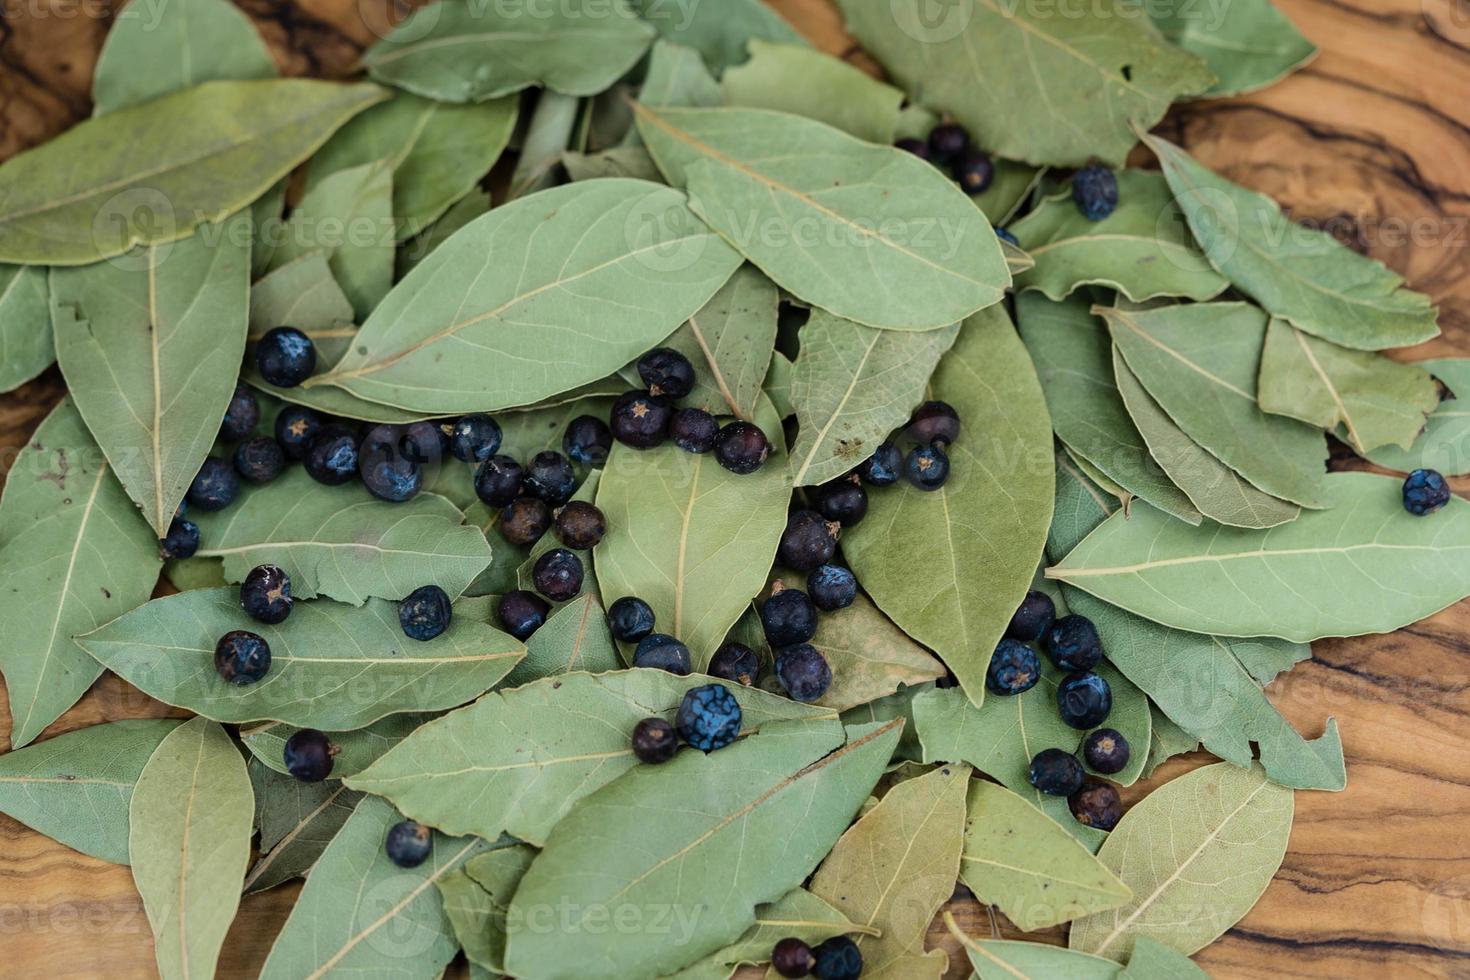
2;1;1469;977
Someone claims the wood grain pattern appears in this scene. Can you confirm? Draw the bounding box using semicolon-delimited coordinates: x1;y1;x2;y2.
1;1;1469;977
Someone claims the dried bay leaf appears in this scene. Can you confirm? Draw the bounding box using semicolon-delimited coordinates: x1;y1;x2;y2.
1069;764;1294;962
503;719;902;979
0;263;52;392
1015;292;1201;524
192;469;491;604
1149;0;1316;98
309;179;741;414
0;399;162;747
1051;471;1470;642
77;590;522;728
1142;708;1200;779
129;718;253;980
664;888;862;980
1101;301;1331;509
1010;172;1227;303
838;0;1212;167
1258;317;1440;453
346;669;837;846
1119;937;1211;979
844;307;1054;707
960;780;1131;930
397;189;492;278
722;41;904;143
627;0;806;71
308;92;517;240
975;160;1045;227
260;794;488;980
635;104;1010;330
504;593;621;687
562;146;663;183
458;844;538;973
655;265;779;421
0;719;181;864
363;0;654;103
243;714;432;780
951;925;1121;980
1145;134;1440;350
639;38;722;111
809;763;969;978
438;867;500;970
788;311;958;487
0;79;385;265
1364;357;1470;475
1113;347;1299;529
245;764;363;894
51;212;251;536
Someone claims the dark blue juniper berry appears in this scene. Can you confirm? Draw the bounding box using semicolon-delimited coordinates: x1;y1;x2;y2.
905;444;950;491
399;584;452;641
283;729;336;783
814;475;868;526
762;587;818;647
670;407;719;454
775;644;831;703
1069;781;1123;831
634;633;692;675
234;436;285;484
500;496;550;546
448;413;502;463
631;717;678;764
676;683;742;752
219;384;259;442
160;517;200;560
708;642;759;686
188;456;239;511
610;390;673;449
533;548;584;602
954;150;994;195
384;820;433;868
812;935;863;980
1029;747;1085;796
908;400;960;447
1057;671;1113;729
986;638;1041;696
607;596;656;642
637;346;696;398
256;326;317;387
808;564;857;612
1073;163;1119;221
215;630;270;684
894;137;931;161
1084;728;1130;775
499;590;549;640
304;424;360;486
274;405;323;461
473;455;524;508
927;122;969;164
713;421;771;474
1046;614;1102;671
399;421;446;465
359;425;422;503
995;226;1019;246
524;451;577;505
1404;468;1452;516
554;501;606;550
563;414;613;466
241;564;292;625
1007;589;1056;643
856;443;902;487
779;510;838;571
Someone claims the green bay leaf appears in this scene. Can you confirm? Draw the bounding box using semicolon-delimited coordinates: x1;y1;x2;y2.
346;669;837;847
129;718;253;980
1145;133;1439;350
1364;357;1470;475
397;188;492;278
243;713;432;780
245;764;362;894
77;590;523;728
363;0;654;102
438;867;500;971
655;264;778;421
954;930;1122;980
838;0;1212;167
639;38;722;111
1119;936;1211;979
844;307;1054;706
788;311;958;487
1101;301;1330;509
722;41;904;143
628;0;806;71
635;104;1010;330
0;264;53;392
664;888;861;980
562;146;663;183
1069;763;1294;962
0;79;385;265
0;719;181;864
503;719;901;979
1258;317;1439;453
1150;0;1316;97
1142;707;1199;779
0;398;162;747
310;179;741;414
504;593;621;687
192;469;491;604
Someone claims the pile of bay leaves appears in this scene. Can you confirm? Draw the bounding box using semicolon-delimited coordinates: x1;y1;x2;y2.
0;0;1465;977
